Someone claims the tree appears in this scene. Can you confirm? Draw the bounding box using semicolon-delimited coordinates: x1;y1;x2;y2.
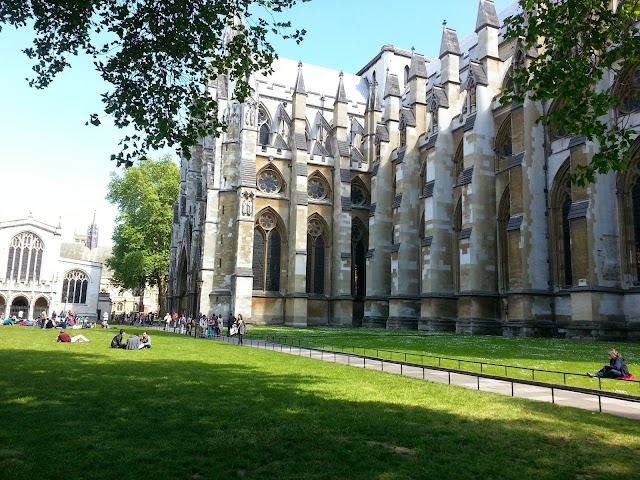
106;155;179;314
1;0;307;166
504;0;640;184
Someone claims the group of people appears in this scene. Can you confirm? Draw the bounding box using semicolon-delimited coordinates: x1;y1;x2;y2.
161;312;246;344
110;329;151;350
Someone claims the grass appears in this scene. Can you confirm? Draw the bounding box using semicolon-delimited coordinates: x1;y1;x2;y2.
1;326;640;480
245;326;640;394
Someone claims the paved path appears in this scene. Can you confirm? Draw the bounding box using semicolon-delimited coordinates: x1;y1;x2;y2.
162;328;640;420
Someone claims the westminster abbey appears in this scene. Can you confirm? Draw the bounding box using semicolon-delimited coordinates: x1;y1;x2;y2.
168;0;640;339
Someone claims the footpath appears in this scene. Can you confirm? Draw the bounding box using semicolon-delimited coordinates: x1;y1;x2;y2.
162;327;640;420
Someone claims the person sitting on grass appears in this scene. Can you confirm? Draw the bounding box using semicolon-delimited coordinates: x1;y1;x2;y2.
139;332;151;349
588;349;631;379
56;330;90;343
111;329;126;349
125;334;141;350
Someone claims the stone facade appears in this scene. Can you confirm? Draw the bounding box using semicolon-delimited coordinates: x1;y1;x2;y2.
168;1;640;340
0;216;103;320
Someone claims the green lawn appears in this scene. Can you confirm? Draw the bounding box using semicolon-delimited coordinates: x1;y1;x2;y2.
1;326;640;480
246;326;640;394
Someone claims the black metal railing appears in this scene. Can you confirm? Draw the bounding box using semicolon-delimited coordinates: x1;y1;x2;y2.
264;335;640;394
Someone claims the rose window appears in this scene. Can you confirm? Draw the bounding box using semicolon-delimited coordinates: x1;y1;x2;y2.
258;171;281;194
351;185;365;206
259;213;276;230
307;219;323;237
308;178;326;200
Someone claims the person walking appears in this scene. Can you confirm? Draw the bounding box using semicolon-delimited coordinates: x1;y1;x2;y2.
237;314;246;346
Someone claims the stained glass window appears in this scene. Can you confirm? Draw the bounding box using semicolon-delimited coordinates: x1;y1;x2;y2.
257;170;282;194
308;177;327;200
620;67;640;114
306;219;325;294
351;184;366;206
253;212;282;292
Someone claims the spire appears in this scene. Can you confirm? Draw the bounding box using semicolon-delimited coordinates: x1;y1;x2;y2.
383;70;400;99
335;71;348;105
86;211;99;250
408;52;428;81
294;61;306;95
440;26;461;58
476;0;500;32
222;13;246;53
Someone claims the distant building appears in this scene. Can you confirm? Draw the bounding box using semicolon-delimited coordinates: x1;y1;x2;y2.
0;215;102;320
0;215;160;320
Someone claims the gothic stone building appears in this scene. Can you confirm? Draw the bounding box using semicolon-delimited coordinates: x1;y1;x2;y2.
168;0;640;339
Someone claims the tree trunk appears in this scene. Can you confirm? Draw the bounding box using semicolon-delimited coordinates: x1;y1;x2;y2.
156;274;168;316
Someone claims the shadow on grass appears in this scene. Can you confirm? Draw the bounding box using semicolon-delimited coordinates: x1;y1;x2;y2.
1;343;640;480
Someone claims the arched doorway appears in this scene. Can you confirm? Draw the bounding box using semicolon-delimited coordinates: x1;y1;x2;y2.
0;295;6;318
10;296;29;319
34;297;49;319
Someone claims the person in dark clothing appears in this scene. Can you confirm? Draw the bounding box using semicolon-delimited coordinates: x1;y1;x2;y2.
111;329;126;349
588;349;631;378
227;314;236;337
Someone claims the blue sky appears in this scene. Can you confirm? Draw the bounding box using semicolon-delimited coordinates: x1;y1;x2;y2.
0;0;514;245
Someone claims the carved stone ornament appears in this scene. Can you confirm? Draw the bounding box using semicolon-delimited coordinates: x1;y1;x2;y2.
241;189;255;217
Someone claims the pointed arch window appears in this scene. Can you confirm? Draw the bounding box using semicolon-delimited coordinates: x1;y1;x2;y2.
252;212;282;291
306;218;326;294
453;199;462;293
463;75;477;115
496;117;513;159
618;156;640;283
61;270;89;304
428;95;439;134
351;222;367;298
498;188;511;292
618;63;640;114
257;105;271;147
548;100;570;141
399;116;407;149
551;164;574;288
5;231;44;283
453;141;464;183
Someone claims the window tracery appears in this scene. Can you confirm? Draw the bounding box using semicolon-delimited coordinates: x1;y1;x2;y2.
619;64;640;114
253;211;283;291
257;105;271;147
306;216;326;294
5;231;44;283
307;175;329;201
61;270;89;304
257;168;283;194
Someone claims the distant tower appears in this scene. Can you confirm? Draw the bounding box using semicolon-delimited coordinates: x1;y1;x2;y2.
86;211;99;250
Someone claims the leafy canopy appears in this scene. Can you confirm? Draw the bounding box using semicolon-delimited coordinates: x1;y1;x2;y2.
0;0;308;166
106;155;179;290
504;0;640;185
